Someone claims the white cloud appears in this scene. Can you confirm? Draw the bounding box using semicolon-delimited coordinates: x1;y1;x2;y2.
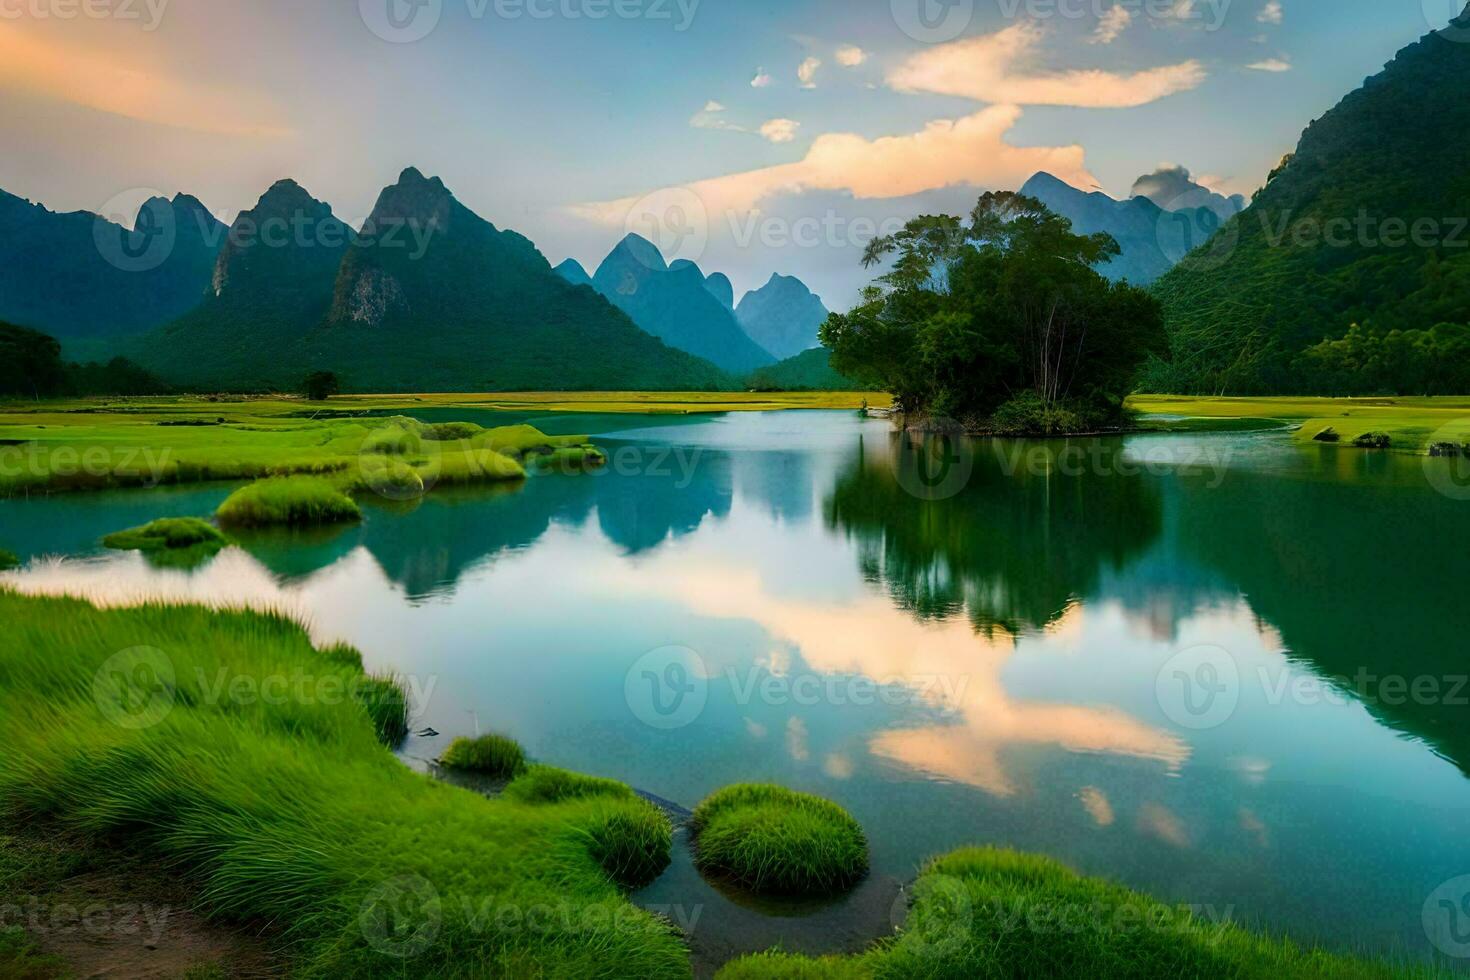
1258;1;1283;24
798;56;821;89
690;102;747;133
703;100;726;113
888;24;1205;109
1090;6;1134;44
1247;57;1291;72
759;118;800;143
751;68;772;88
573;104;1095;222
835;45;867;67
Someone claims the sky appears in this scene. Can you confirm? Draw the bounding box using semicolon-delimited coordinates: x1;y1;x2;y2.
0;0;1456;309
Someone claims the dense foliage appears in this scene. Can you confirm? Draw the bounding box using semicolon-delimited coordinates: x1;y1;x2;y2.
745;347;861;392
1290;321;1470;395
0;321;165;398
820;193;1166;429
1151;10;1470;393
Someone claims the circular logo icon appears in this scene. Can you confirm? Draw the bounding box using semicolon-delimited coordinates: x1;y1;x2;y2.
92;646;176;730
360;0;442;43
893;424;974;501
359;874;443;959
889;873;972;960
891;0;975;44
1422;423;1470;501
625;646;708;730
357;424;439;502
623;188;708;268
1156;644;1240;731
1423;875;1470;958
1155;194;1240;272
93;189;177;274
1425;0;1470;43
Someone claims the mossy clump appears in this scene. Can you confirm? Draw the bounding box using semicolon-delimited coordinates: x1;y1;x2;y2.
439;734;527;778
691;784;868;897
505;765;636;805
101;517;228;553
583;802;673;890
1353;432;1392;449
0;549;19;571
216;477;361;528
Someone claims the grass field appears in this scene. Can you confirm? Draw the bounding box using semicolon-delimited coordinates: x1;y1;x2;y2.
1129;395;1470;452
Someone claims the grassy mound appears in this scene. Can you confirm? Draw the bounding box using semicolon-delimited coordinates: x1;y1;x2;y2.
716;847;1433;979
216;477;361;528
0;590;689;977
505;765;636;805
691;785;868;897
583;802;674;890
0;549;18;571
440;734;527;778
101;517;229;553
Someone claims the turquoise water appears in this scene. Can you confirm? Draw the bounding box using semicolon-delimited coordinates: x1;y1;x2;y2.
3;410;1468;972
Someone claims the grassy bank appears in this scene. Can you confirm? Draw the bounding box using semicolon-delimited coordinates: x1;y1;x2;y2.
0;590;688;978
0;399;600;498
1129;395;1470;452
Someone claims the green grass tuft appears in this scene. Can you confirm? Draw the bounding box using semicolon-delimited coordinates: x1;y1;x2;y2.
361;423;422;456
354;675;411;746
101;517;229;553
439;734;527;778
504;765;636;805
581;802;673;890
216;476;361;528
691;784;868;897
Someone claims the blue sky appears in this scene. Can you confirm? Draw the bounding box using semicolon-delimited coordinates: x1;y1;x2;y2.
0;0;1453;308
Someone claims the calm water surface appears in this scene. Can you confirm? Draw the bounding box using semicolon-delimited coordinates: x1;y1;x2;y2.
3;411;1468;972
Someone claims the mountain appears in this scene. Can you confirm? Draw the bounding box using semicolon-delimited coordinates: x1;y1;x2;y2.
1151;3;1470;394
590;235;775;374
301;169;729;392
734;274;829;361
0;189;225;349
1129;165;1246;222
670;260;735;310
554;259;593;288
1019;173;1235;287
746;347;861;391
132;180;352;388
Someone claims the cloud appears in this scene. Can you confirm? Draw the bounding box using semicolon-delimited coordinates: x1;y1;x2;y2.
690;102;746;133
1090;6;1134;44
888;23;1204;108
759;118;801;143
835;45;867;67
703;100;726;112
1131;164;1245;218
1258;0;1283;24
573;104;1095;222
1247;57;1291;72
798;56;821;89
0;23;289;138
751;68;773;88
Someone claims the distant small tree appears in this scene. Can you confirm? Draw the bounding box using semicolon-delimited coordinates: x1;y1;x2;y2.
303;371;341;401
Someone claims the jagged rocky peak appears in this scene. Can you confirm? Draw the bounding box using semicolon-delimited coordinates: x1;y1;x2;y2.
363;166;456;234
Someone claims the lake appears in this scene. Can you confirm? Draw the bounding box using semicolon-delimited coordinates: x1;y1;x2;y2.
3;410;1468;973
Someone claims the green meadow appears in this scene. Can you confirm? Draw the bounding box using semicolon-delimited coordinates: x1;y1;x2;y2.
1129;395;1470;452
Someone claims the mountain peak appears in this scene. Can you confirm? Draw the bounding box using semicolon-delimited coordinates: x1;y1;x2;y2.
613;232;668;272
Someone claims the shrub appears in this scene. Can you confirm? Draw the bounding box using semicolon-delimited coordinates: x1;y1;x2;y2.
581;801;673;889
101;517;228;553
439;734;526;778
216;477;361;528
505;765;636;805
1313;427;1341;443
691;784;868;897
423;422;483;442
0;549;19;571
988;392;1091;436
1353;432;1392;449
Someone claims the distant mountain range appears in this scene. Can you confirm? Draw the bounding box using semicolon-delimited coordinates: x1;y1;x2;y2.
736;274;829;361
1019;172;1243;287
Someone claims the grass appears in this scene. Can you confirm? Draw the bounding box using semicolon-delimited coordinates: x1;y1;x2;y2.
1128;394;1470;453
716;848;1445;980
439;734;528;778
101;517;229;552
504;765;638;805
0;589;689;978
691;784;869;897
216;476;362;528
